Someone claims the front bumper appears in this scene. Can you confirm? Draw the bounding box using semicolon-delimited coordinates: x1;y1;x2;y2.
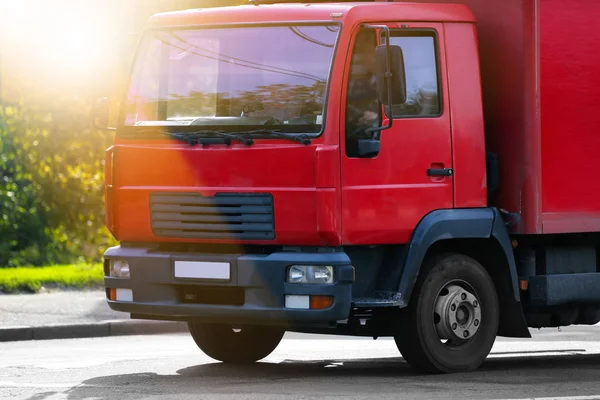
104;246;354;326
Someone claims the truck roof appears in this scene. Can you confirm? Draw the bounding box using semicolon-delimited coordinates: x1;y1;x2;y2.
147;2;476;27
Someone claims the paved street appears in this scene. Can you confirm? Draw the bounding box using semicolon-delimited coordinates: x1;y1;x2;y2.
0;291;128;329
1;326;600;400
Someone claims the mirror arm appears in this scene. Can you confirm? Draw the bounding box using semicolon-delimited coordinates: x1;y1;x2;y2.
92;97;117;131
93;119;117;131
364;24;394;140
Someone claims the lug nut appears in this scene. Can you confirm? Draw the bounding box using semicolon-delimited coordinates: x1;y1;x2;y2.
464;331;469;338
452;323;457;330
451;304;456;311
473;300;478;307
461;293;467;300
474;319;479;327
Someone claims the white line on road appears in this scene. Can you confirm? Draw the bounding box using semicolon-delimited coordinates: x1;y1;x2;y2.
494;396;600;400
0;381;77;388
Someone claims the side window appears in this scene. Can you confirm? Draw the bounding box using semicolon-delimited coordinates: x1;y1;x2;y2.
345;28;380;157
387;32;441;117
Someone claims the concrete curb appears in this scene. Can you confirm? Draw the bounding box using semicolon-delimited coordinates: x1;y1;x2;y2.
0;320;189;342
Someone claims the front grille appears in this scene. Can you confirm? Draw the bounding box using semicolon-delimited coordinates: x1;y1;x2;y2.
150;193;275;240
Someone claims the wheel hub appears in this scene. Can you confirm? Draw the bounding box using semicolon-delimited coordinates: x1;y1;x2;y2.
434;284;481;341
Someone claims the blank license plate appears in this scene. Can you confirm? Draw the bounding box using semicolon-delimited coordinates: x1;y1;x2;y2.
174;261;231;280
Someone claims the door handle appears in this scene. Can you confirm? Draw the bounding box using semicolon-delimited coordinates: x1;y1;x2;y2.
427;168;454;177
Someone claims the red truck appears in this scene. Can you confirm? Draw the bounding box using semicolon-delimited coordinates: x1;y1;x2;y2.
98;0;600;373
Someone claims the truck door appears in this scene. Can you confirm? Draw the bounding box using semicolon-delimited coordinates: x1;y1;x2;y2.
341;23;453;244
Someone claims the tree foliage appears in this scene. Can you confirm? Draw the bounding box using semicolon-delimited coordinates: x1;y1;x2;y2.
0;100;116;267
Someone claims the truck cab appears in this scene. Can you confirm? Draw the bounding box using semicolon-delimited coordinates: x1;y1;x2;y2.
101;0;600;374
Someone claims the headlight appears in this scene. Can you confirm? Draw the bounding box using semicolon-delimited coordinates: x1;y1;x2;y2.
287;265;334;284
110;260;130;278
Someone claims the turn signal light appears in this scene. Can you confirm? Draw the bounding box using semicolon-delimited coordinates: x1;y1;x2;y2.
520;280;528;291
108;288;133;301
310;295;333;310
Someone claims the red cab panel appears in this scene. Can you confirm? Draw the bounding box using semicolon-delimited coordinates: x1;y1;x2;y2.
340;23;454;245
111;142;341;246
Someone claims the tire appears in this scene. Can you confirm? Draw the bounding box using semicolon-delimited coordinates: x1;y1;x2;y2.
394;253;499;373
188;322;285;363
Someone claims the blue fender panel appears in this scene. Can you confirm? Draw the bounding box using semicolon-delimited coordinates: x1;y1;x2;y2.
398;208;521;305
398;208;494;304
396;207;530;337
490;208;521;302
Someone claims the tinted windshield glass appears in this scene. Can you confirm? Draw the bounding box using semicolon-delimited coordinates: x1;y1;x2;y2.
124;24;339;133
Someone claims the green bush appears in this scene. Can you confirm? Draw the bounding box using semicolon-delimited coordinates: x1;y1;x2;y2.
0;102;116;267
0;264;103;293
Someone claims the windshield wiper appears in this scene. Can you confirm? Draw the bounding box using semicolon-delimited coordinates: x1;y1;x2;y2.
233;129;312;145
163;130;254;146
163;129;312;146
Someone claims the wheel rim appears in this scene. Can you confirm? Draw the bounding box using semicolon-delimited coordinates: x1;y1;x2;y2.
433;281;482;346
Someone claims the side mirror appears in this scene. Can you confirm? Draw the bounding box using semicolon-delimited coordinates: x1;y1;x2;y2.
92;97;116;131
117;33;140;68
119;33;140;55
375;44;407;107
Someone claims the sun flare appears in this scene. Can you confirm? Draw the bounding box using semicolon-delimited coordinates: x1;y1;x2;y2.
1;1;115;83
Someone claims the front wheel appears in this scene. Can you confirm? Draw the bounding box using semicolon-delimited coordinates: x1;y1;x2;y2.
188;322;285;364
394;253;499;373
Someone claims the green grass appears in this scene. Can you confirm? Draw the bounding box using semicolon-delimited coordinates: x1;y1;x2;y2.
0;264;104;293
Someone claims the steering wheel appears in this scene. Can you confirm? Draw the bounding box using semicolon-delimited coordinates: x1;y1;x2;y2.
264;117;282;126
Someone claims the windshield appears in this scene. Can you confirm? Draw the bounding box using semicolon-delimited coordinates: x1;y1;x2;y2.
123;24;340;133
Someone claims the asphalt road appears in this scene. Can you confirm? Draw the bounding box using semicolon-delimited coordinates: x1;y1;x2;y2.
1;326;600;400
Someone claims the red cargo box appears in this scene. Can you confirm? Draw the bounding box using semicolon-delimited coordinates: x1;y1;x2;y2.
409;0;600;234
